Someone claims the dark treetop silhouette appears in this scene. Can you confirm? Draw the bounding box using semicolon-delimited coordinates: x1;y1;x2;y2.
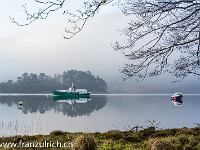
0;70;107;93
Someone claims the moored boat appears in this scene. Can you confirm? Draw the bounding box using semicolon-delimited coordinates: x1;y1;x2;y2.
53;83;91;96
171;92;183;105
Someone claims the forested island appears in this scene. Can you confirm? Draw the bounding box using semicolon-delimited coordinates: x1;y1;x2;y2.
0;70;107;93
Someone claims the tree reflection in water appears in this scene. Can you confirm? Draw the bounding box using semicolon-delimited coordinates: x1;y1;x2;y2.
0;95;107;117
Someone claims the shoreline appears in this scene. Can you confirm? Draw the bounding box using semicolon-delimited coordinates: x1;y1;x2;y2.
0;126;200;149
0;93;200;96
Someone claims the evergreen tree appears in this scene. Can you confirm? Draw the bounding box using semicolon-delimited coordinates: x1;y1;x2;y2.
0;70;107;93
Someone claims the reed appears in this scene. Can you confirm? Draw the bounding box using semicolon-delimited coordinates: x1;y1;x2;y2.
0;120;48;137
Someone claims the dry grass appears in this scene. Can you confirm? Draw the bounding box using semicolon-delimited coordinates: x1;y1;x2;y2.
72;134;97;150
147;137;176;150
0;126;199;150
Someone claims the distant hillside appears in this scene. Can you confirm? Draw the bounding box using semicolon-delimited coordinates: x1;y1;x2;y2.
0;70;107;93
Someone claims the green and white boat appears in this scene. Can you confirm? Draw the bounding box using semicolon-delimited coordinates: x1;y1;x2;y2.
53;83;91;96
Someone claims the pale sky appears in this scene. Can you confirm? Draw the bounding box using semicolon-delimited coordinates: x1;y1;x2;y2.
0;0;126;81
0;0;199;93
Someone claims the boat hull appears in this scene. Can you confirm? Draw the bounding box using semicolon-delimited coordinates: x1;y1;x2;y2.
53;95;90;101
171;96;183;104
53;91;91;96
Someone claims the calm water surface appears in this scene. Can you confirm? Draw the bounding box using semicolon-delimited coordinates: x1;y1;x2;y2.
0;94;199;136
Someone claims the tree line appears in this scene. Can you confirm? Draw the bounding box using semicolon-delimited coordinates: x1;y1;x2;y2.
0;70;107;93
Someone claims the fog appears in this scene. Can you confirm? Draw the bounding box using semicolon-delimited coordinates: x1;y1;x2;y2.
0;13;126;80
0;3;199;94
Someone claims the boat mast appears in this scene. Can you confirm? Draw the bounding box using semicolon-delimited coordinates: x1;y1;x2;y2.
72;82;75;92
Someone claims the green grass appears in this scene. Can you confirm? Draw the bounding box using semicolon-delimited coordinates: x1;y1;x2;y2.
0;127;200;149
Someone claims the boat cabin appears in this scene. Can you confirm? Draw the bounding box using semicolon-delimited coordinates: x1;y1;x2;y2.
75;89;88;94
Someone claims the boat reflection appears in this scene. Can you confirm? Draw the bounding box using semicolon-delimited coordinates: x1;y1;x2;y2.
0;95;107;117
53;95;107;117
53;95;91;106
53;95;97;117
53;95;91;101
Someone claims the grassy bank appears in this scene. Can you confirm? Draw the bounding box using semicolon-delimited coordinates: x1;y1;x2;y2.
0;126;200;149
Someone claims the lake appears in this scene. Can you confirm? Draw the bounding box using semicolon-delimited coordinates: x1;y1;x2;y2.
0;94;199;137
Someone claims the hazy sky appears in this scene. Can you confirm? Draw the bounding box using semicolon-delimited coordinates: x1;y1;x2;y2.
0;0;199;93
0;1;126;81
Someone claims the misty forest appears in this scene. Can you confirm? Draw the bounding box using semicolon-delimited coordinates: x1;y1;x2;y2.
0;70;107;93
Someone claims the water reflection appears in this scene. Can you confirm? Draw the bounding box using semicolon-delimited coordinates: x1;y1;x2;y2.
53;95;107;117
0;94;199;136
53;95;91;101
53;95;92;117
0;95;107;117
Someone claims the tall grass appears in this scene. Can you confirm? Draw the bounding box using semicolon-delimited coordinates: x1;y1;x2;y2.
0;120;48;137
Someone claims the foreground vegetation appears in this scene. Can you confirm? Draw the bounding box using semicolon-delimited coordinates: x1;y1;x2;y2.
1;126;200;150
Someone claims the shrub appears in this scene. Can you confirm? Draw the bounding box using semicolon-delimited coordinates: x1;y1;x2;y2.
126;132;141;142
139;127;156;137
179;127;194;135
101;139;114;149
103;130;125;140
177;135;189;145
183;144;192;150
188;136;199;147
50;130;65;136
193;144;200;150
13;137;25;143
152;139;175;150
175;143;183;150
72;134;97;150
154;129;177;137
191;127;200;135
146;137;175;150
92;132;101;138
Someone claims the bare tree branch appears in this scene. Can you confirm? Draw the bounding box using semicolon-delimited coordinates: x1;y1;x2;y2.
10;0;114;39
11;0;200;81
114;0;200;81
10;0;65;26
63;0;114;39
